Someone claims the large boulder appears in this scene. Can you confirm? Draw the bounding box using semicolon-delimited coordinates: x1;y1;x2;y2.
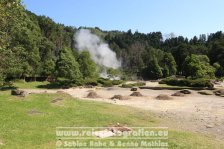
171;91;185;97
156;94;172;100
179;89;191;94
214;89;224;97
111;95;128;100
11;90;28;97
130;92;143;97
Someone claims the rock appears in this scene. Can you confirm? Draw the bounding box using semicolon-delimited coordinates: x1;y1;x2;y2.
130;87;138;91
171;91;185;97
11;90;28;97
11;90;21;95
156;94;172;100
20;90;28;97
130;92;143;97
86;91;99;98
111;95;128;100
214;89;224;97
180;89;191;94
198;90;213;95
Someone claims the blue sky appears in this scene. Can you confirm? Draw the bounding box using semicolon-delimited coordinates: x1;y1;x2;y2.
22;0;224;39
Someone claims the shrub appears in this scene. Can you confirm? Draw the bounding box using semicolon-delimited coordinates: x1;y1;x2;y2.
97;78;124;87
159;78;213;88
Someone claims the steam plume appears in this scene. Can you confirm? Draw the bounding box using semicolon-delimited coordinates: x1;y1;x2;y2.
74;29;121;69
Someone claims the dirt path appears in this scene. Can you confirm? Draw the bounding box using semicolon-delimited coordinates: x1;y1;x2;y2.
23;83;224;140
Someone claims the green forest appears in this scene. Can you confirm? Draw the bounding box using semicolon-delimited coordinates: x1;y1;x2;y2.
1;0;224;87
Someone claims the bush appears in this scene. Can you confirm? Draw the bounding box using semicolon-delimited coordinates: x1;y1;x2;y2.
121;82;146;88
97;78;124;87
159;78;213;88
84;78;98;86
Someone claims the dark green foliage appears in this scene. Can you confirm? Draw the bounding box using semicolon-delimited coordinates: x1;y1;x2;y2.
159;78;213;88
56;47;82;84
183;54;215;79
142;56;163;79
97;78;124;87
78;51;97;79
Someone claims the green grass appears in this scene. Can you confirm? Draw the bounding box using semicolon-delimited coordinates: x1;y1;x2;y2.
0;91;223;148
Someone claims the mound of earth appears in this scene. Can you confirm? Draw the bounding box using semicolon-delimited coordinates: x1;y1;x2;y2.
11;90;28;97
156;94;172;100
111;95;128;100
171;91;185;97
180;89;191;94
214;89;224;97
50;98;63;103
86;91;99;98
130;92;143;97
198;90;213;95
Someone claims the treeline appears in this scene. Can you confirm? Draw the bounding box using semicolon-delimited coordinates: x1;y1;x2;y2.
105;30;224;79
1;0;224;86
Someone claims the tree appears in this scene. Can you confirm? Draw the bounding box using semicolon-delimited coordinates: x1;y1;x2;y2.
39;38;56;76
56;47;82;83
213;62;224;78
142;56;163;79
161;52;177;77
183;54;215;79
78;51;97;79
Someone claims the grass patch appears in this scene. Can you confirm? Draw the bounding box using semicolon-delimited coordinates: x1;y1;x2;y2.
0;91;223;148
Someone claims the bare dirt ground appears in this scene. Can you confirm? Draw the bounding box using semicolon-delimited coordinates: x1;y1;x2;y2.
23;82;224;140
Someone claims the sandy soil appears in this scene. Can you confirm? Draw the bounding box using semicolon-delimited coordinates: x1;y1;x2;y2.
23;82;224;140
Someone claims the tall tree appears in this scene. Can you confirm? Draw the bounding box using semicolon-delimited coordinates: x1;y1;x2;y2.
78;51;97;79
56;47;82;83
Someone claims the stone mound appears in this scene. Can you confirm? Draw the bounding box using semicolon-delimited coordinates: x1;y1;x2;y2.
111;95;128;100
180;89;191;94
171;91;185;97
198;90;213;95
214;89;224;97
130;92;143;97
86;91;99;98
11;90;28;97
156;94;172;100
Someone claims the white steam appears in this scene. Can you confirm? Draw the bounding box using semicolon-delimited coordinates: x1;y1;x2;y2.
74;29;121;69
